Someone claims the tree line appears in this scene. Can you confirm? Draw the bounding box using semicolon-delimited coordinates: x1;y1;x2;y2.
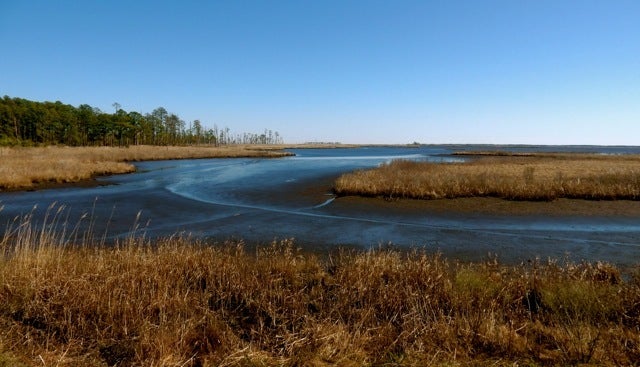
0;96;283;146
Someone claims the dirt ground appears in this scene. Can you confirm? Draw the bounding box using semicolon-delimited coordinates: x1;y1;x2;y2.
331;195;640;218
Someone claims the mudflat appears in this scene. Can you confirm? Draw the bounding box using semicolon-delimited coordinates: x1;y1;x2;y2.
332;195;640;218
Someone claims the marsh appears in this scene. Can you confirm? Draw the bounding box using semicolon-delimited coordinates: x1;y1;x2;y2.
2;145;640;266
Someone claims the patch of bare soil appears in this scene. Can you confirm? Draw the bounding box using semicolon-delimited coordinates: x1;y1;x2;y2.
332;196;640;218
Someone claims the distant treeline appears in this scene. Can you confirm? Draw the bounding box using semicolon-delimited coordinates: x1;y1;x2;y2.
0;96;283;146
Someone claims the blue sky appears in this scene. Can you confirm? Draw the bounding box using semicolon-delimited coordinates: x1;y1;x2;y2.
1;1;638;144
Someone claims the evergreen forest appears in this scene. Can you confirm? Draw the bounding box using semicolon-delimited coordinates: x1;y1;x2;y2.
0;96;283;146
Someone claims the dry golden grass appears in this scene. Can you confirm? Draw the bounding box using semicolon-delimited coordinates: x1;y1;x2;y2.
0;209;639;366
335;153;640;201
0;145;292;191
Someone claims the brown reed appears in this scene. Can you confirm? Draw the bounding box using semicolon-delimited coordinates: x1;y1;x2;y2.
334;153;640;201
0;208;638;366
0;145;292;191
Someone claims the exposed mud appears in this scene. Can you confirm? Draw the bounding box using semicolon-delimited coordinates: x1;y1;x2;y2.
331;196;640;218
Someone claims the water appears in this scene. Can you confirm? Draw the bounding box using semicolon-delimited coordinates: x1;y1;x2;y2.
2;145;640;266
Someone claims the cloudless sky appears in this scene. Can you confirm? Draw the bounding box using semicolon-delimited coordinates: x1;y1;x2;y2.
1;1;638;144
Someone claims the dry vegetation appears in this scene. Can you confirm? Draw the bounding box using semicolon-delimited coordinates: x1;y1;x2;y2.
335;153;640;201
0;145;292;191
0;210;639;366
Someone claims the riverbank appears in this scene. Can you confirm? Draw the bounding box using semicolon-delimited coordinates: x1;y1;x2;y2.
330;195;640;217
1;227;638;366
334;153;640;201
0;145;293;191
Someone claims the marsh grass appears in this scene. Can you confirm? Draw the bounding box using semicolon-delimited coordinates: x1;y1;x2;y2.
0;145;292;191
0;207;639;366
334;153;640;201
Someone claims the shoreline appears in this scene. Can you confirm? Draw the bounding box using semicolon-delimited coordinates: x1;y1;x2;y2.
335;153;640;201
0;145;294;192
7;151;640;219
330;195;640;218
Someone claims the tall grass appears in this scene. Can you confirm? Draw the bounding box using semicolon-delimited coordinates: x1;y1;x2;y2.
334;154;640;201
0;208;639;366
0;145;293;191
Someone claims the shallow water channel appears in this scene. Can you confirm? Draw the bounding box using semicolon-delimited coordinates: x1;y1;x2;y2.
2;146;640;266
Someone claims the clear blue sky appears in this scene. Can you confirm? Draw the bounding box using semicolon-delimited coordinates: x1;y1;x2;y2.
1;1;638;144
